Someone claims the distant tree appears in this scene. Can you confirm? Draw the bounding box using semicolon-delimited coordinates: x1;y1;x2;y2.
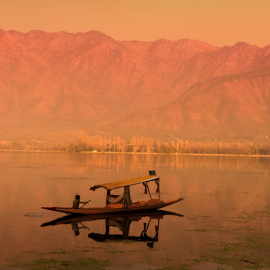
116;136;121;152
113;137;116;151
170;140;176;149
12;141;21;150
259;144;270;155
75;145;83;152
156;139;160;150
68;144;75;152
139;145;147;152
123;140;126;152
153;145;160;153
131;136;136;146
110;145;117;152
126;145;134;152
160;144;176;154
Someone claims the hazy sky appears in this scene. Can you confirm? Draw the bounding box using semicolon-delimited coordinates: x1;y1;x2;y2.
0;0;269;47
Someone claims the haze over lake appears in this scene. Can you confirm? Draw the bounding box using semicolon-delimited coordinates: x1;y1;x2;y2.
0;152;270;269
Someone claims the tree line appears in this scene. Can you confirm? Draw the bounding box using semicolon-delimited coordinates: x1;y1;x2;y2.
1;135;270;155
68;135;270;155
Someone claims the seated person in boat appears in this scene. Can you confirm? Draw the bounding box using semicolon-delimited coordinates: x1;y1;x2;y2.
106;187;132;207
72;194;88;209
107;193;124;204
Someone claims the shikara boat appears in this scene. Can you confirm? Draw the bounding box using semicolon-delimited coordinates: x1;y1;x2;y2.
42;171;184;215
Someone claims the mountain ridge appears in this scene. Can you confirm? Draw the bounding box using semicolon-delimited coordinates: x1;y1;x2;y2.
107;67;270;140
0;29;270;141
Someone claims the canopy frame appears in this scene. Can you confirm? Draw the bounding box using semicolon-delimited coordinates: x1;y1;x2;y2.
89;171;160;206
90;175;160;191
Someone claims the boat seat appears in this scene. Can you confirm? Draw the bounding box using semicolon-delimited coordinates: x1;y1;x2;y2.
105;203;124;208
133;199;161;206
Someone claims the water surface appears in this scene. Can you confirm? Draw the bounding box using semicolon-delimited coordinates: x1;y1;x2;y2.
0;152;270;269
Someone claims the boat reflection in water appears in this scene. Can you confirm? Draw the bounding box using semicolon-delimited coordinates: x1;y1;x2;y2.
41;210;183;247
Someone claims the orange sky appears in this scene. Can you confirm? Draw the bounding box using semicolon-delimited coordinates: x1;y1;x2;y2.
0;0;269;47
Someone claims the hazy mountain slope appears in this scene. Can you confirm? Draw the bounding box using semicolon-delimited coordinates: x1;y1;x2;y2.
108;68;270;140
1;29;270;141
6;30;219;113
173;43;270;92
0;30;107;126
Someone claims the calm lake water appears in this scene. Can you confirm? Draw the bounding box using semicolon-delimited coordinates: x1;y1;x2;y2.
0;152;270;270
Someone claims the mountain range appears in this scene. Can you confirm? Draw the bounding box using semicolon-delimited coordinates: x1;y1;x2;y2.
0;29;269;142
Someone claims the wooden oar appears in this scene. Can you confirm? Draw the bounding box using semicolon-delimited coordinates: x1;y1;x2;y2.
79;223;90;230
80;200;91;208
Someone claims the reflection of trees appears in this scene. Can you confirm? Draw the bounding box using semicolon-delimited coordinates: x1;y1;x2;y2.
72;153;270;172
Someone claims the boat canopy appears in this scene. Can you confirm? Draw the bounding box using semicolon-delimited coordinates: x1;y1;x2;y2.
90;175;159;191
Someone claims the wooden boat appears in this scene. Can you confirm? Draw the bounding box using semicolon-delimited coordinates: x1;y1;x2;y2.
42;171;184;215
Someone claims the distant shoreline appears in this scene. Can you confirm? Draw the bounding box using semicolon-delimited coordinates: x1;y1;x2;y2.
0;149;269;158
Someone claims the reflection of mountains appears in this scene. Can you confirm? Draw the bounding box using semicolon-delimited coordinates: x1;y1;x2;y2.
41;210;183;246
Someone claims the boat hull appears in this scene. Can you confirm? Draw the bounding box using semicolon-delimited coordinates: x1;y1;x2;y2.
42;197;184;215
